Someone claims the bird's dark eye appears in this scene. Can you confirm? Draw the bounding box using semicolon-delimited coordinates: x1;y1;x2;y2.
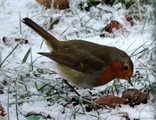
124;64;128;70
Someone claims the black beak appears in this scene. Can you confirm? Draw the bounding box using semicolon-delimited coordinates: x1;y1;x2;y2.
126;76;133;86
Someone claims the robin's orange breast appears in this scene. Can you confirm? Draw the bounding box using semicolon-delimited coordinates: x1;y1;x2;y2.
94;66;114;87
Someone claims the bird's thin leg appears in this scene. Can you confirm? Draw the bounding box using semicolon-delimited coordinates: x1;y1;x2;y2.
62;79;80;96
62;79;107;111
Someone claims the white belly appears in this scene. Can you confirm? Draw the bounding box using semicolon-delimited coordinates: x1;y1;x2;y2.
55;62;94;88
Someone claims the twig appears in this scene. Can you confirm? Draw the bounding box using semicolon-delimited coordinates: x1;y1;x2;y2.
137;0;142;22
7;87;10;120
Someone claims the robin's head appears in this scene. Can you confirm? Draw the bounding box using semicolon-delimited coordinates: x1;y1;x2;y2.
111;51;133;86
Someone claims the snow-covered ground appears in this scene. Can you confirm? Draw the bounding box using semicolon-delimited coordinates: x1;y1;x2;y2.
0;0;155;120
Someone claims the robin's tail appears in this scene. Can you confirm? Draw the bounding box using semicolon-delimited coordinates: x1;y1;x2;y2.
22;17;60;50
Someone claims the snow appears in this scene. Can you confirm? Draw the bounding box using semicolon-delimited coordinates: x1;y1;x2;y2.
0;0;155;120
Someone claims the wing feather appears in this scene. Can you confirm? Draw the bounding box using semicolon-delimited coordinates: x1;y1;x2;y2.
38;48;108;74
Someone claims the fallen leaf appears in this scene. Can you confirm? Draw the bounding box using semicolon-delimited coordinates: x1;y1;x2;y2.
36;0;69;10
125;14;133;25
26;111;52;119
49;17;60;30
2;37;28;47
36;0;51;9
0;104;6;117
95;95;126;108
104;20;123;33
54;0;69;10
122;89;150;106
27;115;46;120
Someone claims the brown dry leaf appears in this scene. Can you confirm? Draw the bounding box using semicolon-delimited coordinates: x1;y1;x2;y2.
54;0;69;9
95;95;126;108
0;83;4;94
122;89;150;106
0;104;6;117
2;37;28;47
49;17;60;30
125;15;133;25
104;20;123;33
15;38;28;44
36;0;52;9
36;0;69;10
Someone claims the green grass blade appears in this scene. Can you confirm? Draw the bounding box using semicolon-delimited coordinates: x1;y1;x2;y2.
22;48;31;64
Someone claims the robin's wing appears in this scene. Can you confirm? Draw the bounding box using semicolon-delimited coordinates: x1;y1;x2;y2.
38;48;109;75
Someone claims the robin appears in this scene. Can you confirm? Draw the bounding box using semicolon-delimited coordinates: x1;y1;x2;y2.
22;17;133;88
